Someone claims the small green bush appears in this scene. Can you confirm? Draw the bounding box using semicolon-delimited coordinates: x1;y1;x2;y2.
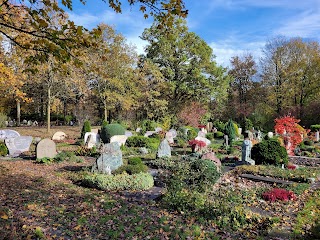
82;172;154;191
113;164;149;175
0;112;8;128
126;136;149;148
0;143;8;156
186;127;198;140
251;138;288;166
205;132;214;140
303;140;314;146
75;146;98;157
81;120;91;139
190;159;220;189
214;131;224;139
310;124;320;132
148;138;160;151
128;157;142;165
100;123;125;143
55;151;83;163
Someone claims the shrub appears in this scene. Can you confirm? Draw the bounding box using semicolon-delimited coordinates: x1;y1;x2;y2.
213;120;225;132
126;136;149;148
100;123;125;143
148;138;160;151
224;119;236;142
0;112;8;128
54;151;83;163
186;127;198;140
0;143;8;156
251;138;288;166
128;157;142;165
310;124;320;132
304;140;314;146
205;132;214;140
82;172;154;191
189;139;206;152
245;118;253;132
75;146;98;157
262;188;296;202
190;159;220;189
81;120;91;139
113;164;149;175
214;131;224;139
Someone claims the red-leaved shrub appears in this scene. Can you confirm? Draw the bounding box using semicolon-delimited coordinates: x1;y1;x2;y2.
262;188;296;202
189;139;206;152
287;165;297;170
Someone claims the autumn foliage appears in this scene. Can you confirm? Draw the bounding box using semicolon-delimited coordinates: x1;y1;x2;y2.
189;139;206;152
262;188;296;202
178;102;207;127
274;116;307;156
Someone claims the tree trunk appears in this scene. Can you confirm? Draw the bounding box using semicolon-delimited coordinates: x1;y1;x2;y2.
47;87;51;133
16;100;20;126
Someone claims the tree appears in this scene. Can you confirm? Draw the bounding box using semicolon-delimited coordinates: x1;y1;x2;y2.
88;24;138;122
0;0;187;61
141;18;230;115
228;53;257;126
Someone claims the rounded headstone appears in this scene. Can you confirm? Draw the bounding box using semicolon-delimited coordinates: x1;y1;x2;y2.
52;131;67;141
36;138;57;159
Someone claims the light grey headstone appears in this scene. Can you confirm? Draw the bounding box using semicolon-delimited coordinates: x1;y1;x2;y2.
238;127;242;136
197;131;206;138
241;139;255;165
267;132;273;138
165;132;174;144
36;139;57;159
8;121;13;127
0;129;20;140
91;128;99;134
224;134;229;147
27;120;32;126
157;139;171;158
136;127;141;133
144;131;156;137
52;131;67;141
92;142;123;173
22;119;27;125
4;121;8;127
195;136;211;146
84;132;99;149
168;129;177;138
316;131;319;142
5;136;33;157
110;135;128;146
155;127;163;132
125;131;133;137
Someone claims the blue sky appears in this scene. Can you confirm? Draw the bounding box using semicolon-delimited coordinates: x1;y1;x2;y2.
67;0;320;67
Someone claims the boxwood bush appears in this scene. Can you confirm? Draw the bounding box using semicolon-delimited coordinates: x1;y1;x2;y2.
251;138;288;166
82;172;154;191
0;143;8;156
100;123;125;143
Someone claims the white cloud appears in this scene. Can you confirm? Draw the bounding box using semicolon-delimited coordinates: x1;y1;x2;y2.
210;40;265;67
274;10;320;39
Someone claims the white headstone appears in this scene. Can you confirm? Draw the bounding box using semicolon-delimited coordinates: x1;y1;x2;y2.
238;127;242;136
0;129;20;140
5;136;33;157
144;131;156;137
84;132;99;149
136;127;141;133
36;139;57;159
165;132;174;144
168;129;177;138
197;131;206;138
110;135;128;146
267;132;274;138
125;131;133;137
316;131;319;142
27;120;32;126
155;127;163;132
52;131;67;141
195;136;211;146
91;128;99;134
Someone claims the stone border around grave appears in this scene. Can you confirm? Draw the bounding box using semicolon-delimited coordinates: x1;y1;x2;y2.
289;156;320;167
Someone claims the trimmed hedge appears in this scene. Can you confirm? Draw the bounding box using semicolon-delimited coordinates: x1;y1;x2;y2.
100;123;125;143
82;172;154;191
251;138;288;166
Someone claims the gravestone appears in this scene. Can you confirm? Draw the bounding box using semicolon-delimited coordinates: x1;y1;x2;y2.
92;142;123;173
207;122;213;132
267;132;274;138
5;136;33;157
241;139;255;165
36;139;57;159
257;130;262;142
136;128;141;133
195;136;211;146
91;128;99;134
197;131;206;138
168;129;177;138
27;120;32;126
52;131;67;141
157;139;171;158
0;129;20;140
84;132;99;149
316;131;319;142
238;127;242;136
223;134;229;147
125;131;133;137
144;131;156;137
110;135;128;146
22;119;27;125
165;132;174;144
33;121;38;126
201;151;221;172
155;127;163;133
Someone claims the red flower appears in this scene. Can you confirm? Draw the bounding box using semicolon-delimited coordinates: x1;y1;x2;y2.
262;188;296;202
